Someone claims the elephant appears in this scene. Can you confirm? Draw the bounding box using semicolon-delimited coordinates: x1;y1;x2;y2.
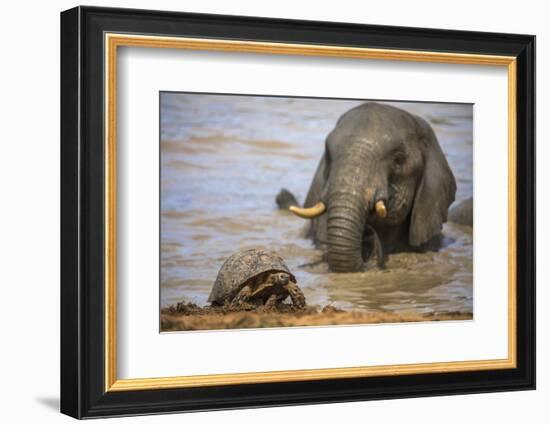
276;102;457;273
448;197;473;226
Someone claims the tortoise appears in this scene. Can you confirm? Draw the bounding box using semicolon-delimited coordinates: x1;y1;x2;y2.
208;248;306;310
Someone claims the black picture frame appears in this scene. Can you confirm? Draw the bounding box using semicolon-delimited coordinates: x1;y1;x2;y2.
60;5;535;419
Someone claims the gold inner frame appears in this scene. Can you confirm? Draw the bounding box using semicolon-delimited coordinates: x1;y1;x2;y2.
104;33;517;392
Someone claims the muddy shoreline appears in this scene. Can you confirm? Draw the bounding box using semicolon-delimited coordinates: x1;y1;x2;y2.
160;302;472;331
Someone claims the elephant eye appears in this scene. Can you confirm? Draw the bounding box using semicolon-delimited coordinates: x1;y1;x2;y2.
392;152;406;170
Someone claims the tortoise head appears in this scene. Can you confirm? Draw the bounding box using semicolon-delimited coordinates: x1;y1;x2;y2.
249;271;292;297
271;272;290;286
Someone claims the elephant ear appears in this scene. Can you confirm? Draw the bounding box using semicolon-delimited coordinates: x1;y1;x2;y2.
304;152;329;207
409;117;456;247
303;152;329;242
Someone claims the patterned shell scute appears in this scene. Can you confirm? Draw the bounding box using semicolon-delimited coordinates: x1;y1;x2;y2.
208;248;296;304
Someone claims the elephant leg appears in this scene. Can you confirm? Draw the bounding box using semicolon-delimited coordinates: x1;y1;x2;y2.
363;224;386;269
371;225;386;268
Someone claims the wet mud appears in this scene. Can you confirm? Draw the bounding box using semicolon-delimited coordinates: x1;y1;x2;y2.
161;301;472;332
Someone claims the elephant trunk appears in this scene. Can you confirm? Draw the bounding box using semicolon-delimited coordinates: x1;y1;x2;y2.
326;192;368;272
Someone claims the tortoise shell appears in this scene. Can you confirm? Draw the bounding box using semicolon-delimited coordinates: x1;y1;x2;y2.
208;248;296;304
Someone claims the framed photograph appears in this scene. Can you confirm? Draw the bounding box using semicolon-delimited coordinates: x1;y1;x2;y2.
60;6;535;419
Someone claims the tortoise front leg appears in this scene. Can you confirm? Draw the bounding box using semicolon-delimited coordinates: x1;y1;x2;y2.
286;281;306;309
264;293;283;309
229;286;256;310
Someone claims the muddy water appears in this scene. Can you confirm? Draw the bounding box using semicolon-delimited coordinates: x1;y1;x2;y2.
160;93;473;316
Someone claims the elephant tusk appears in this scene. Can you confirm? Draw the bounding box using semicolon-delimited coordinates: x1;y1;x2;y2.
289;202;326;219
375;200;387;218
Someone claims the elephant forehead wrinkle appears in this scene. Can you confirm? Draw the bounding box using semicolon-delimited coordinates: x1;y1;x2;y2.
347;137;378;151
346;136;401;157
